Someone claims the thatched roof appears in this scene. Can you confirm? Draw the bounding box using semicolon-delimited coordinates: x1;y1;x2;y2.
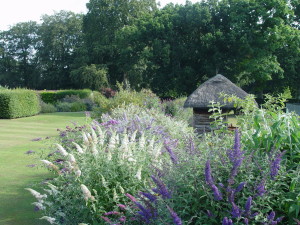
184;74;248;109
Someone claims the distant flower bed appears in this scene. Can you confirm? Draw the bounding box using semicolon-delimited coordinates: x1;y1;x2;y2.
26;95;300;225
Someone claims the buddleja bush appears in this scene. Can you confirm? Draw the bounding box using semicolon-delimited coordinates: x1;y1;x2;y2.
222;94;300;166
26;104;194;224
107;130;293;225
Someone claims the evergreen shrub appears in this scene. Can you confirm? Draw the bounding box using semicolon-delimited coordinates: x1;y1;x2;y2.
39;89;93;104
40;101;57;113
0;89;40;119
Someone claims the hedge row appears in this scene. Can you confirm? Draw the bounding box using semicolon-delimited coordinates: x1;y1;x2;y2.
0;89;40;119
39;89;92;104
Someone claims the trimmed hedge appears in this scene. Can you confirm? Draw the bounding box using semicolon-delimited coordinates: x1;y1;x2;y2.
39;89;93;104
0;89;41;119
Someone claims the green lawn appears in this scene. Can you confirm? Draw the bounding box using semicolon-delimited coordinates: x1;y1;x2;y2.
0;112;86;225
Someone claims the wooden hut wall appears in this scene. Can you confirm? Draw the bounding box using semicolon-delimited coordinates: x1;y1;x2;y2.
193;108;213;133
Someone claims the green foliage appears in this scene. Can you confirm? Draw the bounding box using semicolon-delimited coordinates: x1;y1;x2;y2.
92;88;160;118
56;102;73;112
56;102;87;112
162;97;193;123
70;64;108;90
40;101;57;113
0;89;40;119
70;102;87;112
223;94;300;166
25;94;300;224
37;11;84;89
1;1;299;96
39;89;92;104
27;103;193;224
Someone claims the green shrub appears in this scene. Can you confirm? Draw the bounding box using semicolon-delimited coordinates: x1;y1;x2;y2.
56;102;73;112
70;102;86;112
56;101;87;112
39;89;92;104
92;89;160;118
40;101;57;113
0;89;40;119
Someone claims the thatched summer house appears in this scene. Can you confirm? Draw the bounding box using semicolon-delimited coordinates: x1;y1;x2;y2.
184;74;249;133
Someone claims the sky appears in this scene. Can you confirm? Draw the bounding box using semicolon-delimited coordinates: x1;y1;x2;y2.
0;0;199;31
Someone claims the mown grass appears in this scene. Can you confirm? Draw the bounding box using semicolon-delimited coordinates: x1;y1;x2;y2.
0;112;86;225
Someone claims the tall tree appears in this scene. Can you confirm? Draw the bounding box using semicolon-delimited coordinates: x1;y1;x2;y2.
83;0;157;84
37;11;84;89
0;22;39;88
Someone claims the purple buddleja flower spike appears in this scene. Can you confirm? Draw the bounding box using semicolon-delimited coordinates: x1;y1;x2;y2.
270;151;285;180
234;129;240;151
125;193;137;202
227;187;235;204
205;160;223;200
244;196;252;215
222;217;233;225
164;140;178;164
256;180;267;197
244;218;249;225
267;211;275;221
135;202;155;223
205;160;214;186
167;206;182;225
151;175;171;199
266;211;284;225
104;211;120;216
235;182;246;193
231;203;242;218
140;192;157;202
211;184;223;200
218;183;225;188
227;129;244;185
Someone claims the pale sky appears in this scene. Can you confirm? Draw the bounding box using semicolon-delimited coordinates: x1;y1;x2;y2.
0;0;199;31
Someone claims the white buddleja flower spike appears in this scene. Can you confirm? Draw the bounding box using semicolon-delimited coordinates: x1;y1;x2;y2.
119;185;125;194
68;154;76;164
25;188;47;200
91;127;98;144
135;166;142;180
73;142;84;154
75;168;82;178
107;151;112;161
130;130;137;143
148;138;155;150
87;133;93;142
40;216;56;224
32;202;45;210
115;133;120;145
82;132;89;145
91;143;98;155
80;184;95;202
153;144;162;159
121;133;129;153
96;125;105;146
113;188;118;202
46;183;59;195
128;157;136;163
56;144;68;157
139;133;145;149
41;160;59;172
108;132;116;150
101;175;108;188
